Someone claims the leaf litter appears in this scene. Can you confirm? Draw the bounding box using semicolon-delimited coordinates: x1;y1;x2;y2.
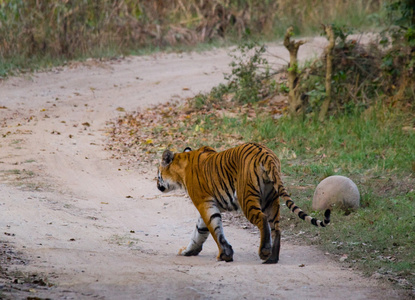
106;95;287;169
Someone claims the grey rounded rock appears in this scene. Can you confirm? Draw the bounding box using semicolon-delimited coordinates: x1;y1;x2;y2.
313;175;360;211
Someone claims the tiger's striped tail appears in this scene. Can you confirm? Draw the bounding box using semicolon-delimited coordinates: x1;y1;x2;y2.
278;183;330;227
264;156;330;227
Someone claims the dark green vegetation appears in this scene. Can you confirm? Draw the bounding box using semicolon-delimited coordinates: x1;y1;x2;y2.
1;0;385;77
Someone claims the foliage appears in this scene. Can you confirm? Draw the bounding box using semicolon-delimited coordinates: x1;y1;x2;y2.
379;0;415;102
299;26;384;116
0;0;387;77
297;18;414;117
226;41;270;103
188;39;278;108
213;40;277;104
193;21;414;118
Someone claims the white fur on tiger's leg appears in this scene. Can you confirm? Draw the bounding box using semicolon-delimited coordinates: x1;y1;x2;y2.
178;216;210;256
199;204;234;262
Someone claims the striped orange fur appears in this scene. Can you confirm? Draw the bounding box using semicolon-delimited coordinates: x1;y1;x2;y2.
157;143;330;263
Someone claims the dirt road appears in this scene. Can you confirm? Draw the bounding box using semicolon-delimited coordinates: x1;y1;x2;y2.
0;38;404;299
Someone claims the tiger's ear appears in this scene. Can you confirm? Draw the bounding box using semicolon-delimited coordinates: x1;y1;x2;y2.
183;147;192;152
162;150;174;167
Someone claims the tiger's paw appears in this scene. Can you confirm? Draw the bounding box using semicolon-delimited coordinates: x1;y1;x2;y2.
217;252;233;262
263;257;279;264
259;245;272;260
178;246;202;256
217;245;234;262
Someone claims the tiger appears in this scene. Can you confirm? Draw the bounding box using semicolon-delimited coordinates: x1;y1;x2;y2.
157;143;330;264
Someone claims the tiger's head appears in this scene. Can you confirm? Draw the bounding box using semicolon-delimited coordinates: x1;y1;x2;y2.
157;147;192;193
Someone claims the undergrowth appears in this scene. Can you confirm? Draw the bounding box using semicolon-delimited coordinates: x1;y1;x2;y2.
0;0;387;78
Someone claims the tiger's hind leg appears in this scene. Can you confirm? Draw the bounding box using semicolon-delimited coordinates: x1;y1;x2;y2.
179;216;210;256
241;191;272;261
252;212;272;260
263;222;280;264
262;185;281;264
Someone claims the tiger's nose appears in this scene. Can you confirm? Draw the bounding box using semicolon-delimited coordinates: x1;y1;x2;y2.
157;184;166;192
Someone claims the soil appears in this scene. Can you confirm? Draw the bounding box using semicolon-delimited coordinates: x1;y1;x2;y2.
0;37;407;299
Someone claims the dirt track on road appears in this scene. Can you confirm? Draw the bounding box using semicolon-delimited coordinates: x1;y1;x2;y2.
0;38;405;299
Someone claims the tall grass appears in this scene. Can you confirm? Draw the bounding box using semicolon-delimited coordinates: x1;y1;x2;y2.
0;0;387;77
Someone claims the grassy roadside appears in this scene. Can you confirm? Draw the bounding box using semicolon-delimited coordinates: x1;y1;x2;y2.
107;62;415;294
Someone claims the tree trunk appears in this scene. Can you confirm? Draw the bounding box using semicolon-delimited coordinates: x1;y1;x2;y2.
319;25;335;121
283;26;305;116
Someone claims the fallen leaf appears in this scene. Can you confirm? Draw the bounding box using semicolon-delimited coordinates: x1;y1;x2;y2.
116;107;125;112
82;122;91;127
101;202;109;205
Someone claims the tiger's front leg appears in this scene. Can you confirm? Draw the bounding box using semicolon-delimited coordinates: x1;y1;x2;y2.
178;216;210;256
198;203;234;262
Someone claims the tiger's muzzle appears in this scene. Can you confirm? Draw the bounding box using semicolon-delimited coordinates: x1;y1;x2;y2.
157;182;167;192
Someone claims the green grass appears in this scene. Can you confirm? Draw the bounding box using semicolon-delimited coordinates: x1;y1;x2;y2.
277;111;415;176
200;107;415;177
208;107;415;289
